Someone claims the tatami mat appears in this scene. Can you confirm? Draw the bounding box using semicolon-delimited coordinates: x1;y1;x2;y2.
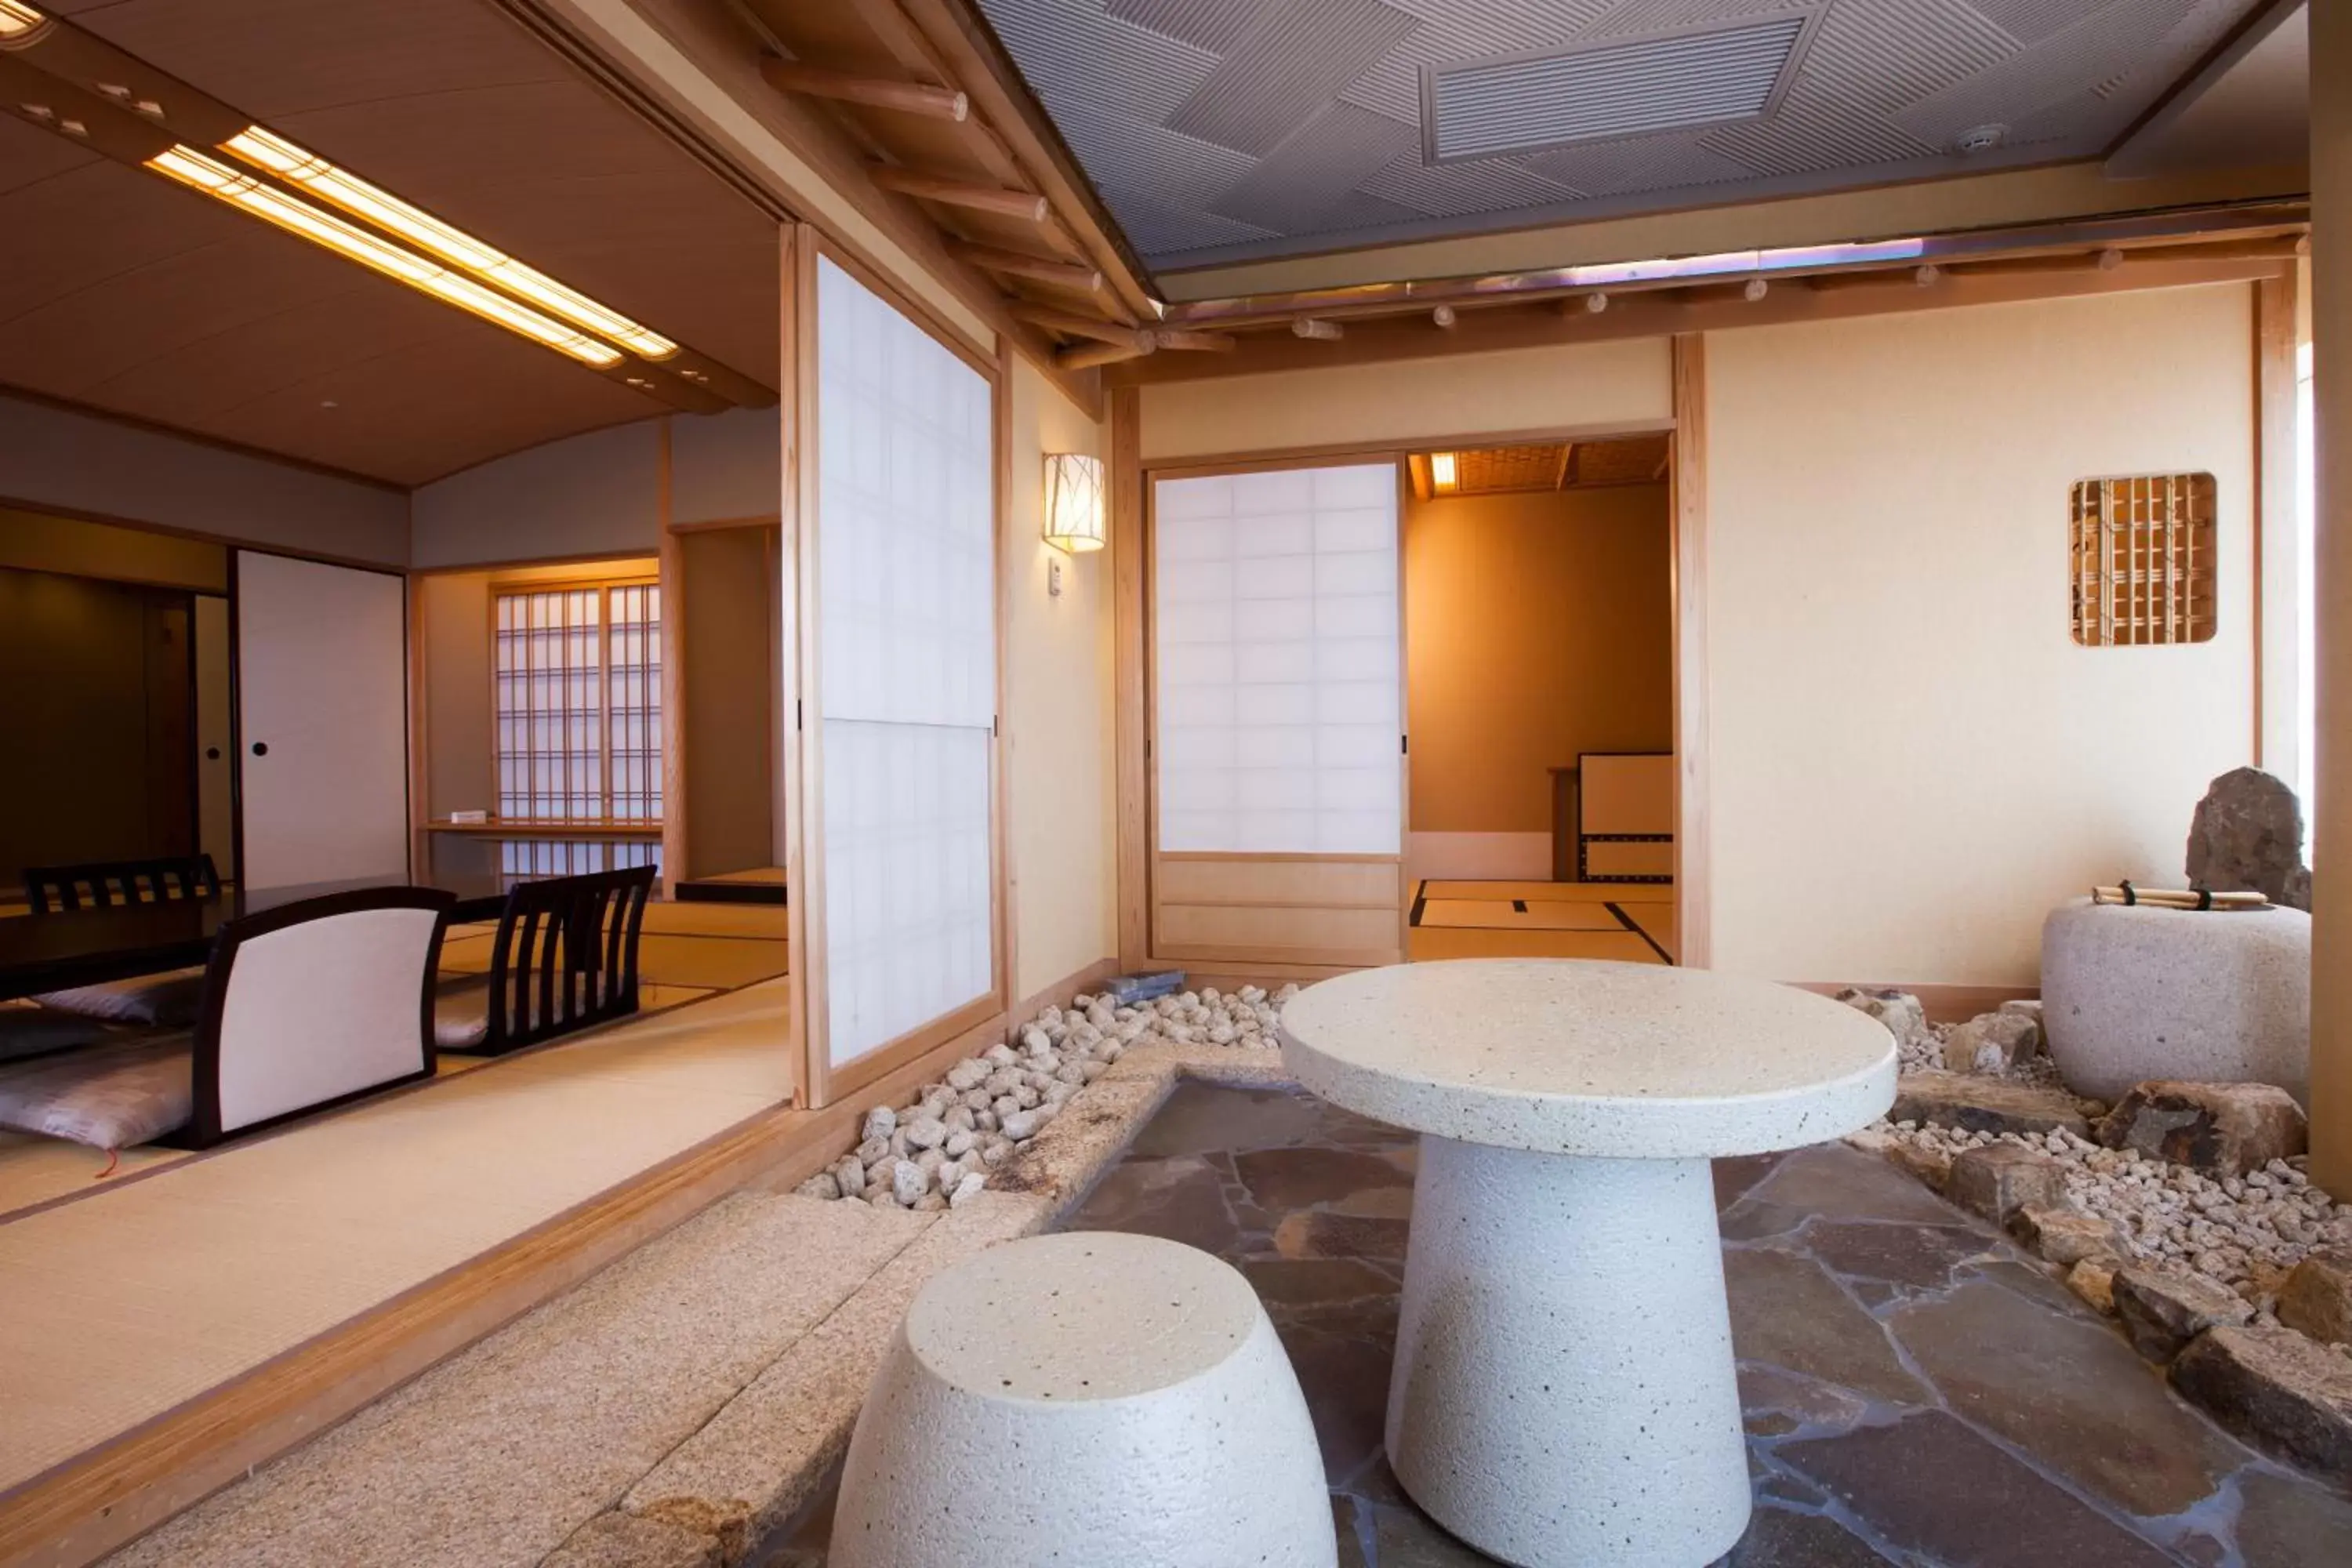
0;1134;189;1219
695;866;787;885
1420;879;1674;904
1416;899;1625;931
1621;902;1679;962
1406;927;1665;963
0;979;794;1494
639;902;790;939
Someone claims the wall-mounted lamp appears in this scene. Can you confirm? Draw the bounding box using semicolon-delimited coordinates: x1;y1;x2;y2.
1043;452;1105;554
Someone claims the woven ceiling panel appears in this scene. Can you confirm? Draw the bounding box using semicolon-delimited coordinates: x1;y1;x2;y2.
975;0;2259;268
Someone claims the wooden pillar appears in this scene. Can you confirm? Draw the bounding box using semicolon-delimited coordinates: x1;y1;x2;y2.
2310;2;2352;1191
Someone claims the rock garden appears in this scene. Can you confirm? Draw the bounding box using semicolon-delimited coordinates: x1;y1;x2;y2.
793;982;1294;1211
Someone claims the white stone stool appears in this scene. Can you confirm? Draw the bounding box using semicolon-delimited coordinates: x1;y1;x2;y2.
1281;959;1895;1568
2042;898;2311;1104
829;1230;1338;1568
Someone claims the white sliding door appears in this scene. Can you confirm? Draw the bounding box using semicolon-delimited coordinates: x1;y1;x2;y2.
1150;463;1405;966
808;255;997;1075
234;550;408;890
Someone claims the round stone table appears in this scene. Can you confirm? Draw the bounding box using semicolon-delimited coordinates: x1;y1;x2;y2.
1279;959;1896;1568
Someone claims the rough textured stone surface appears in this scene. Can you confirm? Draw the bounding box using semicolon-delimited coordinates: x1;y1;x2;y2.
2277;1247;2352;1346
2042;898;2313;1104
1889;1070;2090;1138
1948;1144;2070;1227
2069;1258;2119;1314
1722;1248;1929;1406
2170;1323;2352;1484
2099;1080;2309;1176
1941;1010;2042;1073
2010;1205;2129;1267
2113;1265;2256;1361
2186;765;2313;911
543;1510;724;1568
1832;985;1929;1048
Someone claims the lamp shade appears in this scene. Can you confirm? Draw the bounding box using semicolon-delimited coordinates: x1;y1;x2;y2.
1043;452;1106;553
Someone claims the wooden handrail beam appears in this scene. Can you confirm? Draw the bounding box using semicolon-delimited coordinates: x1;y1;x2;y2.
760;59;967;122
947;240;1102;292
869;165;1049;221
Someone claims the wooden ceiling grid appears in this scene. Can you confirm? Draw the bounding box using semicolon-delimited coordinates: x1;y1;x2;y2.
1412;434;1673;500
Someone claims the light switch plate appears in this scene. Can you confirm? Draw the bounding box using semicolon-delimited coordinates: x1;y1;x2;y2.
1048;557;1064;597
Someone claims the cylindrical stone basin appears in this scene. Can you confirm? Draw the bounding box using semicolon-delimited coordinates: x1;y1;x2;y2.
829;1229;1338;1568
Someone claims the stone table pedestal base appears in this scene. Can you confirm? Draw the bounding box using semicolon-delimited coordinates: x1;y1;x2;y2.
1388;1138;1751;1568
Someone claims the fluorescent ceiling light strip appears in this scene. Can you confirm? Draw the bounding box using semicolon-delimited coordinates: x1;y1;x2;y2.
224;127;677;361
1565;238;1924;287
0;0;47;37
147;146;623;368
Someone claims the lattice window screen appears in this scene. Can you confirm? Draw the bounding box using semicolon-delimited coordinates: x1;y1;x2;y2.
2069;474;2216;647
815;255;996;1067
499;840;660;887
1154;463;1401;855
494;582;662;819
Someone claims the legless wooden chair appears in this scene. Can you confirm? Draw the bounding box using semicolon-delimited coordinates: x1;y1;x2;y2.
25;854;221;914
435;866;655;1055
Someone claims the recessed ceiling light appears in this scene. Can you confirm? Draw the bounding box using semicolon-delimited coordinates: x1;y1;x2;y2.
145;144;624;368
1431;452;1457;488
222;126;679;361
0;1;49;39
320;398;339;408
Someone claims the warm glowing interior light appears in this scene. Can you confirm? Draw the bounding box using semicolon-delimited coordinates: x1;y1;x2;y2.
147;146;623;368
224;127;678;361
1431;452;1457;489
0;0;49;37
1042;452;1105;554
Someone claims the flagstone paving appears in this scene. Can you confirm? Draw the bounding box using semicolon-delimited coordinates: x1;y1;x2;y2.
761;1081;2352;1566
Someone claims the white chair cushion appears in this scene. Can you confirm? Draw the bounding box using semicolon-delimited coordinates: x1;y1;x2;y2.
33;967;209;1028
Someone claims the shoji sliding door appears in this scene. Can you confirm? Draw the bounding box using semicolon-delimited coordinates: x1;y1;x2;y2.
797;252;1000;1094
1149;463;1405;967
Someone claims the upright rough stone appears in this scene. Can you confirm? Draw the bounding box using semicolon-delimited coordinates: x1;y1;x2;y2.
2011;1206;2127;1268
2185;766;2314;912
1834;987;1929;1048
2277;1248;2352;1346
2097;1081;2308;1177
2041;899;2313;1104
2170;1323;2352;1484
1948;1145;2069;1228
2111;1265;2255;1362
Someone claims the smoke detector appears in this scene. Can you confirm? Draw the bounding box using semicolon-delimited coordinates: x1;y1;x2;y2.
1953;123;2008;154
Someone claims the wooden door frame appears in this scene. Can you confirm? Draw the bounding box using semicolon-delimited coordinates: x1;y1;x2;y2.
1113;410;1704;976
782;224;1015;1110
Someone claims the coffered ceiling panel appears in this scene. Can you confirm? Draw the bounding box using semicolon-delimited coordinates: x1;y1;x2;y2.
974;0;2272;271
0;0;779;485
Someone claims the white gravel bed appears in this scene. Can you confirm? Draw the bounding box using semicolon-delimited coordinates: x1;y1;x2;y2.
1865;1117;2352;1308
797;982;1296;1210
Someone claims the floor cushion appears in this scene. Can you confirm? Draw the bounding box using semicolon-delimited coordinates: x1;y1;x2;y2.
0;1034;191;1150
32;967;209;1028
433;972;601;1052
0;1003;119;1065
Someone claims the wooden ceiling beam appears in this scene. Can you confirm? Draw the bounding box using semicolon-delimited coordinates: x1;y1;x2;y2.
758;58;967;121
1009;301;1152;349
1151;328;1236;353
948;239;1101;292
868;164;1049;220
1057;340;1152;370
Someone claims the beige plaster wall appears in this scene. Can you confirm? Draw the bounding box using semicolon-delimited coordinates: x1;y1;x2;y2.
1703;283;2260;988
1138;337;1672;463
1004;356;1117;997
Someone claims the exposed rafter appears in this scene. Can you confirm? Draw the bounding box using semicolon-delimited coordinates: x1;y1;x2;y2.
758;59;967;122
867;165;1047;220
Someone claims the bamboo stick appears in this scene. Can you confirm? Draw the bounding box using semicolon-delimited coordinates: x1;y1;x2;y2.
2092;885;2270;911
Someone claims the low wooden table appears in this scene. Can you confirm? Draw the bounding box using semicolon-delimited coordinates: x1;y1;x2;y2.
0;873;508;1002
1279;958;1894;1568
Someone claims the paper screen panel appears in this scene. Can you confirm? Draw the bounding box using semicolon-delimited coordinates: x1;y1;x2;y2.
1153;463;1400;855
820;721;993;1065
813;257;998;1067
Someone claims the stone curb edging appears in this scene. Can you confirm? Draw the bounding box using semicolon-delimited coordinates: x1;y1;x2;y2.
542;1041;1297;1568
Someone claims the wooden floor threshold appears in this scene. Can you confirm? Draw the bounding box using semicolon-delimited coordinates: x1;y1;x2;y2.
0;1100;812;1568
